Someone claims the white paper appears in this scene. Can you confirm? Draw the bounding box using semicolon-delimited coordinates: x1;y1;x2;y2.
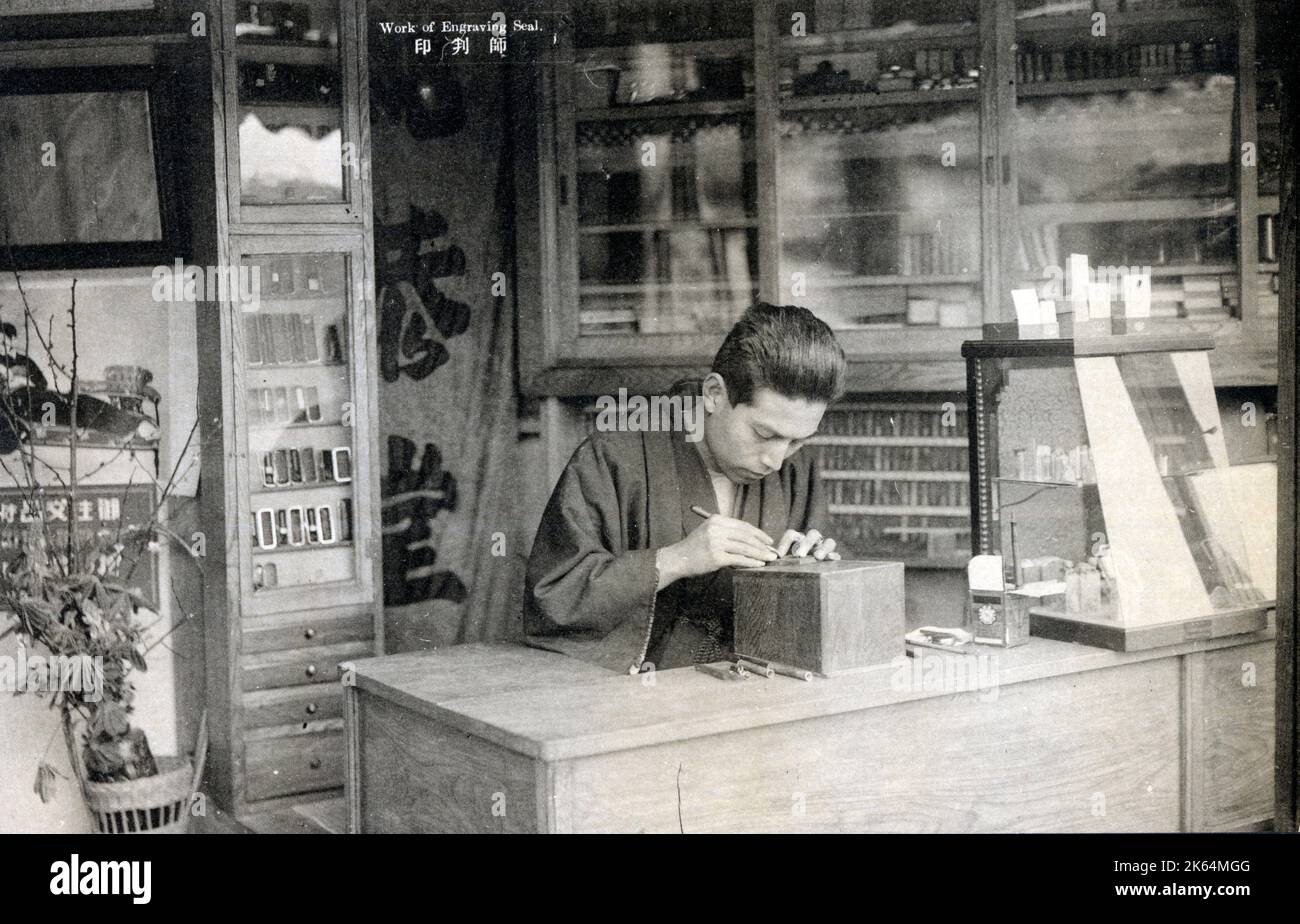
1012;289;1041;330
1122;272;1152;318
968;554;1006;592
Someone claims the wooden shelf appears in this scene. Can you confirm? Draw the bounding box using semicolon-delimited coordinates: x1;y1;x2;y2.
575;37;751;60
239;103;342;130
248;422;347;433
781;86;978;111
1018;197;1235;224
1015;7;1235;39
252;481;353;493
785;209;976;220
579;219;757;234
814;274;979;288
236;43;336;66
779;21;978;51
252;541;353;556
833;401;965;412
823;469;969;482
579;281;756;294
1013;264;1236;280
812;435;968;448
576;99;753;121
1017;73;1227;97
247;361;348;370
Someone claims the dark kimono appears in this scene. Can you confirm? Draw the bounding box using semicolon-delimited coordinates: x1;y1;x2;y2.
523;409;828;674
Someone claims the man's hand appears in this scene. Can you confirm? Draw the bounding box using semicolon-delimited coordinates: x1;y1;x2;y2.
655;515;778;588
774;528;840;561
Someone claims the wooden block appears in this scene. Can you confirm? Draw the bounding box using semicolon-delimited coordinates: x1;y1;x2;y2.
732;560;905;675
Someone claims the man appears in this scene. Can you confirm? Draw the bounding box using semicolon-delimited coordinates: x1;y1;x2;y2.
523;302;846;674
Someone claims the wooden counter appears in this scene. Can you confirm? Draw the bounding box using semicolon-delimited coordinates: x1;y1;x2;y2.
344;625;1276;833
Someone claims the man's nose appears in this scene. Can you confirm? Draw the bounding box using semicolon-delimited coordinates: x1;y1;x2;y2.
759;446;786;472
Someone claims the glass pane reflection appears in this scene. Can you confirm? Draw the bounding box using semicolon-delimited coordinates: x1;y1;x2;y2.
778;102;981;329
235;0;345;205
576;115;758;335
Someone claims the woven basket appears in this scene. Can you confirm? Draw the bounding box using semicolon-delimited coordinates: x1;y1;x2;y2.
84;756;196;834
67;711;208;835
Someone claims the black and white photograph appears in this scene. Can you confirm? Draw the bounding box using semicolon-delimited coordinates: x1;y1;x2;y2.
0;0;1296;897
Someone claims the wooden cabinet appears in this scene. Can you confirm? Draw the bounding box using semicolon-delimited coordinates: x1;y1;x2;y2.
772;1;985;371
199;0;380;819
998;0;1277;387
222;0;368;223
519;0;1280;395
1186;640;1275;831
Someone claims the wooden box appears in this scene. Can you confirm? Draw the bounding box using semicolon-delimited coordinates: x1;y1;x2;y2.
732;560;904;675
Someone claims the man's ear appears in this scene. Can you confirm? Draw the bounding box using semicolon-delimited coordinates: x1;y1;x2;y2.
701;373;728;414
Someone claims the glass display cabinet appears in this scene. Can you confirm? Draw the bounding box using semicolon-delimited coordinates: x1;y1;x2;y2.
526;1;1280;395
962;334;1276;650
775;0;982;335
1010;0;1242;325
200;0;379;820
234;240;378;614
568;0;758;339
223;0;365;222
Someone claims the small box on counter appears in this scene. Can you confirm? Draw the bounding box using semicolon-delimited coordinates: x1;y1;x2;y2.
966;554;1031;647
968;589;1032;647
732;559;904;675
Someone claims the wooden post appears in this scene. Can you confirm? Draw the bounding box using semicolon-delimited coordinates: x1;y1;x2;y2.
1237;0;1260;323
753;0;780;304
1274;0;1298;832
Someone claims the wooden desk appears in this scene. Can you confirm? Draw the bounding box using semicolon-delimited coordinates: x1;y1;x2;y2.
344;627;1275;833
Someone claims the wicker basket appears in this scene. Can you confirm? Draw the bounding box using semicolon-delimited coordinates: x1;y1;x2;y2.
68;711;208;835
84;756;197;834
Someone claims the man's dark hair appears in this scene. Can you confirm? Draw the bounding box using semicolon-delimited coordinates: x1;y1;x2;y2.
710;302;846;407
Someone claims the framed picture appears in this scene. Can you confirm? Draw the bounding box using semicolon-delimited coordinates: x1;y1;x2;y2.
0;1;172;41
0;66;188;271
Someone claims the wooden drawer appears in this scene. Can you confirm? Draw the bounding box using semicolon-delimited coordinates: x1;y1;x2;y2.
245;729;345;802
241;641;373;692
242;609;374;656
242;686;346;730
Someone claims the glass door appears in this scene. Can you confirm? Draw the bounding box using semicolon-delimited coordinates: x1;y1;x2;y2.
774;0;984;338
566;0;759;344
225;0;364;223
233;237;377;614
1009;0;1239;325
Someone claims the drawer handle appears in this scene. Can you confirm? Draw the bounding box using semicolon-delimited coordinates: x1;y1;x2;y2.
304;628;317;640
305;664;318;678
305;702;318;715
309;758;322;770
